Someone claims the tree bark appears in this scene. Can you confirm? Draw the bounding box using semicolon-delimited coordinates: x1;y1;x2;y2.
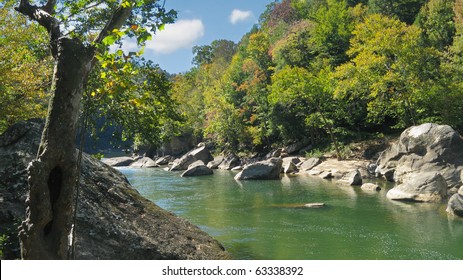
18;37;93;259
15;0;134;259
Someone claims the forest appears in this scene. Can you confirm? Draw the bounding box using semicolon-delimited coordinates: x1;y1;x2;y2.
1;0;463;157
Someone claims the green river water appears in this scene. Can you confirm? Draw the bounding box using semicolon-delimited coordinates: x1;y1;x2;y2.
119;168;463;260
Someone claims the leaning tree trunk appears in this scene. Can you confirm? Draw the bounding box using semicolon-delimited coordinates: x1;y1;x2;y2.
18;37;93;259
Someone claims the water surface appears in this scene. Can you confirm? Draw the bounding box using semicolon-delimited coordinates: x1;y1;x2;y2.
120;168;463;260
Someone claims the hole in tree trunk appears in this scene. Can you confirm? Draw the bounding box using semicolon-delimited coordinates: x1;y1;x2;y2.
44;166;63;236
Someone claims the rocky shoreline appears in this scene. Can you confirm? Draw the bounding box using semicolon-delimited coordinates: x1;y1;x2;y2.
0;119;230;260
105;123;463;218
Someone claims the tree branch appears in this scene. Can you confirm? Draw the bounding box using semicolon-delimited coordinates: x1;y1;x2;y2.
94;5;133;45
15;0;61;57
43;0;56;14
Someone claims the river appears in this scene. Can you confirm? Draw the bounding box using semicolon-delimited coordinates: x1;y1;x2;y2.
119;167;463;260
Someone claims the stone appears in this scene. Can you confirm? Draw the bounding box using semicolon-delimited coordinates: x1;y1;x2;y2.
130;157;158;168
304;203;326;208
386;172;447;202
169;145;213;171
189;145;214;165
361;183;381;192
169;154;196;171
446;190;463;217
0;119;230;260
218;154;241;170
319;171;333;179
381;168;395;182
376;123;463;189
207;156;224;169
283;157;300;174
155;155;172;165
307;169;323;176
181;163;213;177
235;158;283;180
283;162;298;174
300;158;321;172
102;156;135;167
337;169;363;186
367;163;377;175
231;166;243;171
265;148;282;159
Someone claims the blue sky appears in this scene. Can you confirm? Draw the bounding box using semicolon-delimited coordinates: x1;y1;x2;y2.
142;0;273;74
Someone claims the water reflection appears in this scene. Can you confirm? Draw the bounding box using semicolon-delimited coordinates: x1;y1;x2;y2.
120;167;463;260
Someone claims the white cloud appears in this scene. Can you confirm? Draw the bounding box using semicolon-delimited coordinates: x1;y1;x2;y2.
229;9;254;24
146;19;205;54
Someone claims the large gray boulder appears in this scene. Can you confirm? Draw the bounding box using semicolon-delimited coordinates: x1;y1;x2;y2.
337;169;363;186
300;157;321;172
282;157;301;174
0;119;230;260
130;157;158;168
181;161;213;177
169;145;213;171
376;123;463;191
386;172;447;202
446;187;463;217
234;158;283;180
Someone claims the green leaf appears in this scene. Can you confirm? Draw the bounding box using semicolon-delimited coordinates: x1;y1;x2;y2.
102;34;117;46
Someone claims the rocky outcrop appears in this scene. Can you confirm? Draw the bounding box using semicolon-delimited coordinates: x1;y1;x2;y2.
218;154;241;170
447;187;463;217
102;156;135;167
130;157;158;168
234;158;282;180
337;170;363;186
181;161;213;177
207;156;224;169
155;155;172;165
170;145;213;171
300;158;321;172
386;173;447;202
376;123;463;190
0;119;230;260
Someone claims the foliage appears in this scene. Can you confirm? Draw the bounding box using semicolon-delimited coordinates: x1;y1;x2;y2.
368;0;426;24
3;1;180;145
84;58;182;146
0;234;6;259
333;14;439;128
0;4;52;132
168;0;463;154
415;0;456;51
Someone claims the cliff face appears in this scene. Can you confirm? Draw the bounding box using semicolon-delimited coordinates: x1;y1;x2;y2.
0;119;230;259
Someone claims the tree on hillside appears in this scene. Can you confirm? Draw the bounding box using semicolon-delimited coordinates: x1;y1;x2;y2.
269;66;343;159
13;0;176;259
333;14;438;128
368;0;426;24
416;0;456;51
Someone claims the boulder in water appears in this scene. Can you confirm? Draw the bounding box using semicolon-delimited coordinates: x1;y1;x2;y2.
235;158;282;180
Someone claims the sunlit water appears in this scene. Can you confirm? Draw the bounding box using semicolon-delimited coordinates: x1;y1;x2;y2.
119;168;463;260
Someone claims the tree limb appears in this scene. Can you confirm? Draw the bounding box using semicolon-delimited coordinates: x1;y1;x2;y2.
43;0;56;14
94;5;133;45
15;0;61;57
